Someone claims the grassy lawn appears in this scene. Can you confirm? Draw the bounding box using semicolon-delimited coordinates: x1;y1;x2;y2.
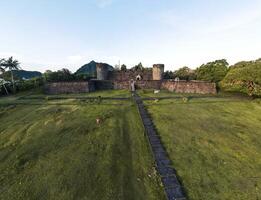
137;89;216;98
0;94;165;200
144;96;261;200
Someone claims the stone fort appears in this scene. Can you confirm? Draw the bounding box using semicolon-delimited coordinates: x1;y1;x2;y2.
46;63;217;94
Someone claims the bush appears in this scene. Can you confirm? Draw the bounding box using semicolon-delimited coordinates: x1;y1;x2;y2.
220;59;261;97
16;77;44;92
196;59;229;83
44;69;91;82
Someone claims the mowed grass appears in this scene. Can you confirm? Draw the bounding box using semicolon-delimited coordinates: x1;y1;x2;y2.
144;95;261;200
0;96;165;199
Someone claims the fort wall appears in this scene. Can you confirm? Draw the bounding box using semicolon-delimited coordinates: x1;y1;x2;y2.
161;80;217;94
45;82;93;94
45;80;216;94
108;70;153;81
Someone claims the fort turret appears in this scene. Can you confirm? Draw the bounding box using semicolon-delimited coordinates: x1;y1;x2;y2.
153;64;164;80
96;63;109;80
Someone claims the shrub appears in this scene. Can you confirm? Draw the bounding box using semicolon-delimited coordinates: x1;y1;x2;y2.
220;59;261;97
196;59;229;83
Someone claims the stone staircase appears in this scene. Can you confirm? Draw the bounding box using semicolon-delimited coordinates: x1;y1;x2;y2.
133;93;186;200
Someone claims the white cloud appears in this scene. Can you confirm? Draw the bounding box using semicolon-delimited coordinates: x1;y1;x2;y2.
95;0;113;8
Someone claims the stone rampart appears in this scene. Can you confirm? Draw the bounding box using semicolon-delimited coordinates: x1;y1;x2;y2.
45;82;92;94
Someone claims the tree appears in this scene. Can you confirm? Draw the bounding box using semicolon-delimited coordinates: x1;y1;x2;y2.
132;62;144;71
120;64;127;71
2;57;21;93
196;59;229;83
220;59;261;97
174;67;196;80
163;70;174;79
44;68;78;82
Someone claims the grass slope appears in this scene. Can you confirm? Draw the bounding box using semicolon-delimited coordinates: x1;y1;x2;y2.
0;98;165;199
145;96;261;199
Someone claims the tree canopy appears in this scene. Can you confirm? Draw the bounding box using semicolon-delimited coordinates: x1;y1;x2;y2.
120;64;127;71
196;59;229;83
132;62;144;71
220;59;261;97
174;67;196;80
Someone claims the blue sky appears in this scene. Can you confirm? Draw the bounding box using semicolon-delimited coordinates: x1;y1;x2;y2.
0;0;261;72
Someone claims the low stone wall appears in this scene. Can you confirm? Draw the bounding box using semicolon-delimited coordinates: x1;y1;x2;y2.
135;80;162;90
161;80;216;94
113;80;131;90
45;80;216;94
45;82;91;94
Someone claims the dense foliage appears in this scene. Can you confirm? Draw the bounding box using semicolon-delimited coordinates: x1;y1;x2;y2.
174;67;196;80
120;64;127;71
196;59;229;83
163;70;175;79
0;77;44;95
44;68;91;82
220;59;261;97
131;62;144;71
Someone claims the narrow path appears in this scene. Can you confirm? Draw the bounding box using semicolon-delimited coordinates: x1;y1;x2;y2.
133;92;186;200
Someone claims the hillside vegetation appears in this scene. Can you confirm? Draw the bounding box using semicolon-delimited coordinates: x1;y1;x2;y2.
220;59;261;97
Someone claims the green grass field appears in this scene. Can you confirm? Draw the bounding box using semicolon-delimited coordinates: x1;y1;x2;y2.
1;89;261;200
0;91;165;200
144;94;261;200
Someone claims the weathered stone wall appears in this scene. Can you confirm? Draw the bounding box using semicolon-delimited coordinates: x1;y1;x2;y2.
136;80;162;90
45;82;92;94
91;80;114;90
112;80;162;90
113;80;216;94
161;80;216;94
113;80;131;90
108;70;153;81
45;80;216;94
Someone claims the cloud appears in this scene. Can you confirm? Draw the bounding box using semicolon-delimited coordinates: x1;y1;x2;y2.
95;0;113;8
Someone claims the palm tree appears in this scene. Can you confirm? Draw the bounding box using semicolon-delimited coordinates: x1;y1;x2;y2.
2;57;20;93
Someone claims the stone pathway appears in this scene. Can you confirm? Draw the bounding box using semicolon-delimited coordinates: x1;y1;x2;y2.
133;92;186;200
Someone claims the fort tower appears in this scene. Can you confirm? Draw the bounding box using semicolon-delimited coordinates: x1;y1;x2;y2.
153;64;164;80
96;63;109;80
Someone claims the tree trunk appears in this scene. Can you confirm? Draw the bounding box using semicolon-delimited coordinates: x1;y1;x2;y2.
2;83;9;95
11;70;15;93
